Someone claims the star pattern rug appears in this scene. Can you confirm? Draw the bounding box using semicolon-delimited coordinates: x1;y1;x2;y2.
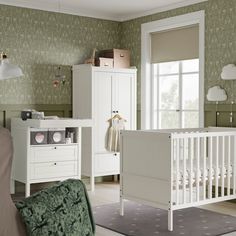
93;201;236;236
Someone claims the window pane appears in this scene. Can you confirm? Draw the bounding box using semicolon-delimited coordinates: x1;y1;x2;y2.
159;61;179;75
183;112;199;128
153;111;158;129
182;74;199;110
160;111;179;129
160;75;179;109
182;59;199;73
153;76;158;111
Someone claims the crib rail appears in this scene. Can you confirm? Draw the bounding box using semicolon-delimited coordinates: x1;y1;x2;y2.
171;131;236;208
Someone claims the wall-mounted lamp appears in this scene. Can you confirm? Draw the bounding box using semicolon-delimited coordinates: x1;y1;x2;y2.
220;64;236;126
0;52;23;80
0;52;23;128
207;86;227;126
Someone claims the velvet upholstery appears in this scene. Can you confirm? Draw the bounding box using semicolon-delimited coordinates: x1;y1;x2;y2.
16;179;95;236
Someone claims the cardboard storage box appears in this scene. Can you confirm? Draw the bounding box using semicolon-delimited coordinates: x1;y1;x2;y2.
99;49;130;68
95;57;114;68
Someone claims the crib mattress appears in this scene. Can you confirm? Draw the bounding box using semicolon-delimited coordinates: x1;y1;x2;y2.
173;162;233;185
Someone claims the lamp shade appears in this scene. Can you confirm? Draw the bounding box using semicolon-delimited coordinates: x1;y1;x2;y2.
0;59;23;80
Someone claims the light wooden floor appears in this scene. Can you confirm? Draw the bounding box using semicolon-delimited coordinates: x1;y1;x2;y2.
88;182;236;236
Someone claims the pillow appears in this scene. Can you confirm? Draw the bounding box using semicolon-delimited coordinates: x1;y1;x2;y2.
15;179;95;236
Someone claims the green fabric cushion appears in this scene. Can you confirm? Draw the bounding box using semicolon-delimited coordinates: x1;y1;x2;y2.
15;179;95;236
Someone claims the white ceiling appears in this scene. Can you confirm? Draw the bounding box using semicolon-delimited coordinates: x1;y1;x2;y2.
0;0;208;21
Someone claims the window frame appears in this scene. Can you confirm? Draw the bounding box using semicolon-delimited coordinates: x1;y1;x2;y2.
141;11;205;129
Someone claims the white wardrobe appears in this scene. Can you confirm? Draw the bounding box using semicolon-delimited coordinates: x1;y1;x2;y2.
73;64;137;190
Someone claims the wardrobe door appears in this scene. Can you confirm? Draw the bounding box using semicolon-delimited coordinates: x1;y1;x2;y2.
112;72;136;130
94;71;112;154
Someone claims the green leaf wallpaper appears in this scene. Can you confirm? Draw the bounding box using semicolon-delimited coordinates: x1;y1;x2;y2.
0;0;236;108
0;4;121;104
120;0;236;106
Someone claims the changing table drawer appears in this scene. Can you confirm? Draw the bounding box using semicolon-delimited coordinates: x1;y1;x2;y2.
95;153;120;175
30;161;78;180
30;145;78;163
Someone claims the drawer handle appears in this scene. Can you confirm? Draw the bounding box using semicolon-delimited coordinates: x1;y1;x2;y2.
54;163;57;165
54;147;57;149
120;54;124;57
114;153;117;156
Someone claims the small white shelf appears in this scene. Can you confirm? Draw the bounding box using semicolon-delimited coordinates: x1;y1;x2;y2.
30;143;79;147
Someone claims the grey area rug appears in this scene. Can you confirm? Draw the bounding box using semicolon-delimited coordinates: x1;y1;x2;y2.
93;201;236;236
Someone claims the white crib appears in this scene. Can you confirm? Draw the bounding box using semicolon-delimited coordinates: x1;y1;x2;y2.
120;127;236;231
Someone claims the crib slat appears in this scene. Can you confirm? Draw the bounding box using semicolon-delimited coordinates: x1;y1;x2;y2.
221;136;225;197
208;136;213;199
215;136;219;198
183;138;187;204
203;137;206;200
176;138;180;205
227;136;231;196
190;137;194;203
196;137;200;202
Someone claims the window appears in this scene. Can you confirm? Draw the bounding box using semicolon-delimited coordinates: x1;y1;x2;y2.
151;59;199;129
141;11;204;129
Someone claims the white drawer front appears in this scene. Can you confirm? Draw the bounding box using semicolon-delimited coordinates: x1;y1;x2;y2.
30;145;77;163
30;161;78;180
95;153;120;175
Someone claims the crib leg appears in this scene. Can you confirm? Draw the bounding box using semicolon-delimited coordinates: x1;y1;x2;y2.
120;196;124;216
168;209;173;231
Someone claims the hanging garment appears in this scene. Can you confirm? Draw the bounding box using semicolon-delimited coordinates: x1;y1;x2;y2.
106;115;125;152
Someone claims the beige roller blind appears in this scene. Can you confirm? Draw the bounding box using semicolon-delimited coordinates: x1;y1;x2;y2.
151;25;199;63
